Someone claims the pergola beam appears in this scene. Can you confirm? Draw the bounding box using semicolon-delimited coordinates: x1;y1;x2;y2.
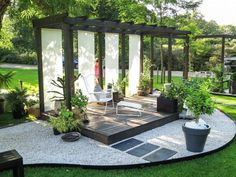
195;34;236;39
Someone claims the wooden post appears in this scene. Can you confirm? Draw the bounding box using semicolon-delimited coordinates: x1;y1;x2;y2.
168;34;173;83
34;27;44;114
221;36;225;92
140;34;144;73
150;36;154;93
121;33;126;95
98;32;103;88
63;23;73;110
183;36;189;79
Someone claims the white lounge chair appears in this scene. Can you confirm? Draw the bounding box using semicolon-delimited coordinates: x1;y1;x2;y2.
80;75;114;114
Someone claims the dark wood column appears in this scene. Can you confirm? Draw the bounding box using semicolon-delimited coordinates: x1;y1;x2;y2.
121;33;126;95
140;34;144;73
34;27;44;114
183;36;189;79
98;32;103;88
168;34;173;83
63;23;74;110
150;36;154;93
220;36;225;92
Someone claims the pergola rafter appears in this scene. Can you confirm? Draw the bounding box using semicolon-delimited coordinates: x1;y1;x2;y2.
33;13;190;113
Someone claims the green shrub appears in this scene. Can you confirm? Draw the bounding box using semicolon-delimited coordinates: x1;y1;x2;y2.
49;106;83;133
231;72;236;81
185;79;215;122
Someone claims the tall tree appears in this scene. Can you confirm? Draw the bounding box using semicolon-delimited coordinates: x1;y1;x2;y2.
0;0;10;30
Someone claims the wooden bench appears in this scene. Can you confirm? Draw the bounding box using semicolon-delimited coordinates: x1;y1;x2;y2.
0;150;24;177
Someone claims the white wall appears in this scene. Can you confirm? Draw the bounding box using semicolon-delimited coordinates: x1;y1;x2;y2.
77;30;95;96
105;33;119;87
128;34;141;96
41;28;63;111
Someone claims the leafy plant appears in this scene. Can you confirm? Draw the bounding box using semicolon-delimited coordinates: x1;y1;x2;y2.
162;81;187;111
5;88;28;118
48;74;79;101
0;71;14;89
71;89;88;114
6;88;28;110
184;79;215;122
231;72;236;81
49;106;83;133
138;56;153;92
210;64;224;92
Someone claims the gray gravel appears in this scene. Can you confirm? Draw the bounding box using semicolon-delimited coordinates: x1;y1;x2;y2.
0;109;235;166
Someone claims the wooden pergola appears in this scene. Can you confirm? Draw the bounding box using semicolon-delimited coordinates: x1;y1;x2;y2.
195;34;236;91
32;13;190;113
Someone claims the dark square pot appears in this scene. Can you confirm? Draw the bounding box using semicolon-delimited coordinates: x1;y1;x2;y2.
231;81;236;94
157;96;178;113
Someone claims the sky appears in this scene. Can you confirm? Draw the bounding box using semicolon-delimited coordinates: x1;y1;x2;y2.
199;0;236;25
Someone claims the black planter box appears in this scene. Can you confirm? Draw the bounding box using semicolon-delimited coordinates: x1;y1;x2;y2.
231;81;236;94
157;96;178;113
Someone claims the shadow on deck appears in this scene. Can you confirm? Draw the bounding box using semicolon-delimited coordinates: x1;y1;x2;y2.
81;96;179;145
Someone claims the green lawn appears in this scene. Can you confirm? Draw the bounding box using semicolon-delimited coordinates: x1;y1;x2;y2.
0;68;38;88
1;95;236;177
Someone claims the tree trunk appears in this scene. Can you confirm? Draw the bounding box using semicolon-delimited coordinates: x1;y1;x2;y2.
0;0;11;30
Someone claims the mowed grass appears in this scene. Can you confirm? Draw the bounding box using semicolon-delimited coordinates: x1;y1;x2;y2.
0;68;38;88
1;68;236;177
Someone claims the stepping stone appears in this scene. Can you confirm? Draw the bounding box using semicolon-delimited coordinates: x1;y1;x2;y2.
127;143;159;157
112;138;143;151
144;148;177;162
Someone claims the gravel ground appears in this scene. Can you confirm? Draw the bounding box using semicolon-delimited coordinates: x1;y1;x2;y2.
0;109;235;166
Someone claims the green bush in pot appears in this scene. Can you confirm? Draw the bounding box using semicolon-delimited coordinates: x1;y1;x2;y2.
5;88;28;119
71;89;89;123
49;106;83;135
182;79;215;152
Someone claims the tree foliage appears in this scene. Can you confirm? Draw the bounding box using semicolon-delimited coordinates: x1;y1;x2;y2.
1;0;236;71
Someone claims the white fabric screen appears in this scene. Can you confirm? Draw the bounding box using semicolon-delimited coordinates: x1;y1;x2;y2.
77;30;95;96
41;28;63;111
128;34;141;96
105;33;119;87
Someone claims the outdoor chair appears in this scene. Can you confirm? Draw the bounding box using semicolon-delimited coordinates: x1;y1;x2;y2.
80;75;114;114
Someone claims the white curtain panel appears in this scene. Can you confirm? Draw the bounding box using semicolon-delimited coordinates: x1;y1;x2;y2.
41;28;63;111
128;34;141;96
105;33;119;87
77;30;95;96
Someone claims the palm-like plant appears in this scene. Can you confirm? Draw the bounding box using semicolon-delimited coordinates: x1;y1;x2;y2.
0;71;14;89
5;88;28;119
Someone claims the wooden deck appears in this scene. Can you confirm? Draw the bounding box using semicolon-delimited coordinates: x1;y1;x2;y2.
81;96;179;145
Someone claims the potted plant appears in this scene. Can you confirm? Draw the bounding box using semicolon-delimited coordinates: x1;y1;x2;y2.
49;105;83;135
0;71;14;114
49;75;78;112
137;56;153;96
112;76;127;102
230;72;236;94
157;82;186;113
137;73;150;96
71;89;89;124
182;79;214;152
5;88;28;119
